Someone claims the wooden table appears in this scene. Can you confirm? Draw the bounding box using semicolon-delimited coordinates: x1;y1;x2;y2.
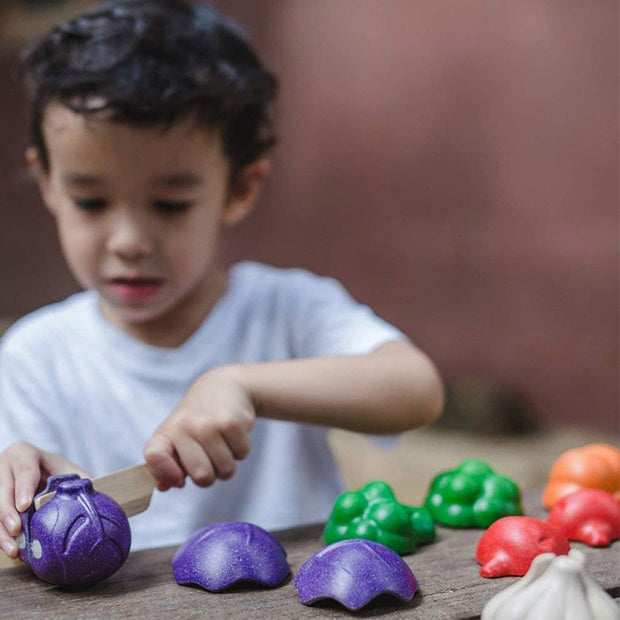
1;488;618;619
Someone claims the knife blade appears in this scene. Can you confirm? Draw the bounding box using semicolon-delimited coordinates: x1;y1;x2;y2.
34;463;157;517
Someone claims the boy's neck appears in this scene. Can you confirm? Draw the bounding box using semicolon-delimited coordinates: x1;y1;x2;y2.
100;267;228;348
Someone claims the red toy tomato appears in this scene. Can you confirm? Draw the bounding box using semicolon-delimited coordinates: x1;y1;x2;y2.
476;516;570;578
547;488;620;547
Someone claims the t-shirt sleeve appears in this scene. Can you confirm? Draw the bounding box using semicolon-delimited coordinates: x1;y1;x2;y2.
288;270;408;359
0;332;63;455
285;270;406;448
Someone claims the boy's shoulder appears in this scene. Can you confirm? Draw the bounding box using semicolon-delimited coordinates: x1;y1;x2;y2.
232;261;345;297
0;291;97;358
232;260;312;281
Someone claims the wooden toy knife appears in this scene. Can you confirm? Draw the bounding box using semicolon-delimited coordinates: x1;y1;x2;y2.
34;463;157;517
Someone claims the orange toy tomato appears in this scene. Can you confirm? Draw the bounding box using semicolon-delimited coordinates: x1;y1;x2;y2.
543;444;620;509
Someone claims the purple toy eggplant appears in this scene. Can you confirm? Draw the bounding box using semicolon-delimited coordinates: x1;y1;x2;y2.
294;539;419;611
172;521;290;591
18;474;131;587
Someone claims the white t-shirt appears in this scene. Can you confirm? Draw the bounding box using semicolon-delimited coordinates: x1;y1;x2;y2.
0;262;404;550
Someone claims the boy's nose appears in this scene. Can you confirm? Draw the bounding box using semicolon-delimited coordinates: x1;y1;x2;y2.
106;215;154;260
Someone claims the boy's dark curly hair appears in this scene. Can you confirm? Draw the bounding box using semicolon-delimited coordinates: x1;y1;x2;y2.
21;0;278;184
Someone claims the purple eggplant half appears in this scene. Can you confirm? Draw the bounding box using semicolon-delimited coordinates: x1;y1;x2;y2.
294;539;419;610
172;521;290;591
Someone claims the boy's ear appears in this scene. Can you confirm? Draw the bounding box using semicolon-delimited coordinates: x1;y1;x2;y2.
222;158;271;226
26;147;56;214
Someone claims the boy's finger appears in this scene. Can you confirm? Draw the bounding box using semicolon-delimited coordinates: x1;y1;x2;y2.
0;522;19;559
10;459;40;513
222;426;251;461
1;510;21;539
174;435;216;488
197;433;235;481
0;463;21;537
144;433;185;489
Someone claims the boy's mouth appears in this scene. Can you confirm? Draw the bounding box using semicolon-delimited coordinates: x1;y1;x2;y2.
105;277;164;302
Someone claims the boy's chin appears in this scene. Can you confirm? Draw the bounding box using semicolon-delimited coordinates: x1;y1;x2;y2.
99;299;170;327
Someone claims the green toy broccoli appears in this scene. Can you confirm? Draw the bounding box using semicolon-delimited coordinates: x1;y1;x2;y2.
424;458;522;527
324;480;436;554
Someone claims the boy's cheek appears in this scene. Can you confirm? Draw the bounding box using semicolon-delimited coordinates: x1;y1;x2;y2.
37;179;59;215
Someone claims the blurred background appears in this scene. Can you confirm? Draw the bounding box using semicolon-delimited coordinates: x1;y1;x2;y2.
0;0;617;502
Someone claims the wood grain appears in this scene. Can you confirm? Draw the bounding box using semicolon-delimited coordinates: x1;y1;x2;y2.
1;487;618;619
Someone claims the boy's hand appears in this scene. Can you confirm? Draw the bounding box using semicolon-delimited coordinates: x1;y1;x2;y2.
144;366;255;492
0;442;90;559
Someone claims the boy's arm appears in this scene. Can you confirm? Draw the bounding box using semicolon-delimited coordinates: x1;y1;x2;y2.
233;339;443;434
145;271;443;491
145;338;442;490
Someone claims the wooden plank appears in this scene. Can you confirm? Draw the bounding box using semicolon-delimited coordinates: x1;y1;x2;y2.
0;487;618;619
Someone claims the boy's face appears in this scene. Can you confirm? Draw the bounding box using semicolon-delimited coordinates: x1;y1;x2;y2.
30;103;268;343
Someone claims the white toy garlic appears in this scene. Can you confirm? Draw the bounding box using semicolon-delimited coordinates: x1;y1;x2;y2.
481;549;619;620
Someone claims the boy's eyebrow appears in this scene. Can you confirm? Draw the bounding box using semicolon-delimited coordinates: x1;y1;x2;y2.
60;173;204;188
151;173;204;188
61;172;104;186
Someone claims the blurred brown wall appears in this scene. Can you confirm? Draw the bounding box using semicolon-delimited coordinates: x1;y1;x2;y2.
0;0;618;431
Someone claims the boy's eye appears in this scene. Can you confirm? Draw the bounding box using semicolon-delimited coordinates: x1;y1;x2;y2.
153;200;192;214
73;198;107;210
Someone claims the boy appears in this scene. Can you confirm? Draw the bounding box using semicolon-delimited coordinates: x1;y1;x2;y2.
0;0;443;557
